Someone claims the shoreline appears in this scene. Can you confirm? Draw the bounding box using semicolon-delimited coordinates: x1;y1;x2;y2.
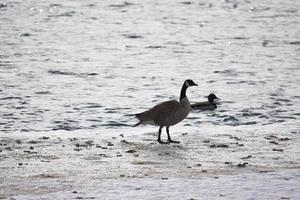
1;126;299;198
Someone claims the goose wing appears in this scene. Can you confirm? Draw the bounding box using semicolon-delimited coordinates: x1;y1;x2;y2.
151;100;179;124
135;100;179;124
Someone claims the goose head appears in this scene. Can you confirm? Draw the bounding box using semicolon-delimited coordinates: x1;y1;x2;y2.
207;93;219;103
184;79;198;87
180;79;198;101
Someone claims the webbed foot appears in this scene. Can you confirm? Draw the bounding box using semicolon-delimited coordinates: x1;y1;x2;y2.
168;140;180;144
157;139;169;144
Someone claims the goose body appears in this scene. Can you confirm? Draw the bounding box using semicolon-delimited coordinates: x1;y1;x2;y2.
134;79;197;144
135;98;190;127
191;93;219;110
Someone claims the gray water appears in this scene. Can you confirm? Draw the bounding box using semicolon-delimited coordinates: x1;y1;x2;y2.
0;0;300;198
0;0;299;133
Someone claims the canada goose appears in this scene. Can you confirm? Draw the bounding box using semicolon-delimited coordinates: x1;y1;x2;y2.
191;93;220;110
134;79;198;144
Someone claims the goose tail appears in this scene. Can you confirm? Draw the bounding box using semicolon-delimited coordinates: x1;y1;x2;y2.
132;113;142;127
133;121;142;127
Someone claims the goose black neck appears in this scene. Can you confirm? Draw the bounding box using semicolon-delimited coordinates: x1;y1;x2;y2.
180;83;188;102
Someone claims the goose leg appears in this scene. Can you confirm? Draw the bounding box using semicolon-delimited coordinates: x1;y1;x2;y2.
166;126;180;143
157;126;168;144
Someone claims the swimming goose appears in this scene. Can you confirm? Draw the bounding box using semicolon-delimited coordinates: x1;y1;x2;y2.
133;79;198;144
191;93;219;110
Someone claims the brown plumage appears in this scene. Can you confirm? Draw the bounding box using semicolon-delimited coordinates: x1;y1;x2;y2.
134;99;189;127
134;79;198;144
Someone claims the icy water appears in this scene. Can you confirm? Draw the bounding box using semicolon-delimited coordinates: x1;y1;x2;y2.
0;0;300;199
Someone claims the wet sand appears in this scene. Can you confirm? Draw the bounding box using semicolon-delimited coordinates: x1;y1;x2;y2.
1;125;299;199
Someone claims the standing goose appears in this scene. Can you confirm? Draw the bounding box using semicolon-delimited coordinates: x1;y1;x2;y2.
134;79;198;144
191;93;220;110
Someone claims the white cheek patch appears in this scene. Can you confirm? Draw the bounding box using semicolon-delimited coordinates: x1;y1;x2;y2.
185;81;190;87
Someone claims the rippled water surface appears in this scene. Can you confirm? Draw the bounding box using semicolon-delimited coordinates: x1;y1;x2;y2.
0;0;299;133
0;0;300;198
